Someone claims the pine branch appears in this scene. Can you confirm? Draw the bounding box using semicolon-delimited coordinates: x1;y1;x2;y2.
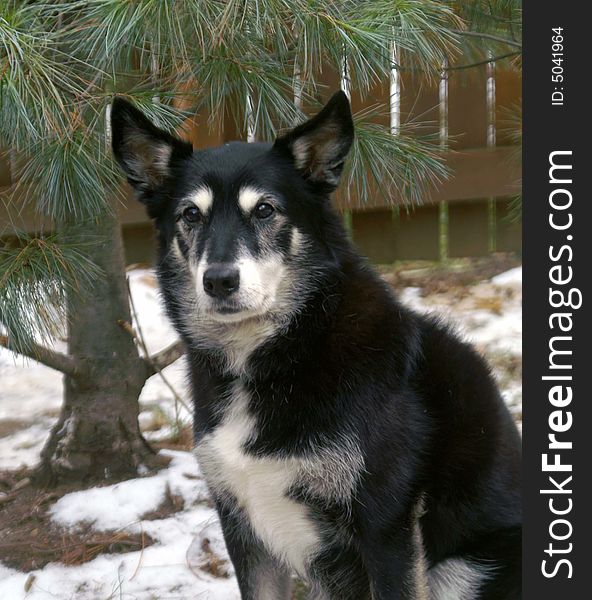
0;334;81;377
451;29;522;49
446;51;521;71
145;340;185;375
0;233;102;355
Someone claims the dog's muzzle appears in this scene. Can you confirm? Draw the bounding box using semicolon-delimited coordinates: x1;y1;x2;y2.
203;263;240;300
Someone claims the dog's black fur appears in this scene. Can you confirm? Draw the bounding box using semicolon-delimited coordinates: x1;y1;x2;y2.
112;91;522;600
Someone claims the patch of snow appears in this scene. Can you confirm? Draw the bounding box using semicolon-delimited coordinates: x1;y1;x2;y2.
1;450;240;600
449;304;522;355
50;451;208;531
126;270;178;355
0;346;64;421
502;383;523;413
399;286;423;306
491;266;522;287
0;421;52;469
0;529;239;600
125;269;193;424
51;470;169;530
400;270;522;357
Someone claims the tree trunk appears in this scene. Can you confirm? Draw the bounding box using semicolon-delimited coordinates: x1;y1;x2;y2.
36;204;162;485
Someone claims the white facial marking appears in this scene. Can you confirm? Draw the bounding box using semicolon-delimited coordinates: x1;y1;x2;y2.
196;248;287;327
234;249;286;309
238;185;264;214
188;186;214;215
183;246;290;375
189;249;209;295
196;383;365;575
428;558;492;600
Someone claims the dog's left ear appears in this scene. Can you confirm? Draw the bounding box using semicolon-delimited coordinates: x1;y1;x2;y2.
274;90;354;191
111;97;193;212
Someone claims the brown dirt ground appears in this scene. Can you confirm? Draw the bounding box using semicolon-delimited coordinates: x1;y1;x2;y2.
0;467;183;572
379;252;521;295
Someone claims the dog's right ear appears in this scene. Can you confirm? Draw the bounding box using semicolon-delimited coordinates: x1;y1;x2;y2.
111;98;193;214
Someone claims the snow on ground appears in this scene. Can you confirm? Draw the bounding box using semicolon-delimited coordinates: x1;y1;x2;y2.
399;266;522;418
491;266;522;287
0;346;64;422
0;420;55;471
125;270;192;426
0;265;522;599
0;451;240;600
399;268;522;354
0;269;192;471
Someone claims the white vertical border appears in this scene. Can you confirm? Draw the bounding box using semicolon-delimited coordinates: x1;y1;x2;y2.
389;40;401;225
105;101;112;150
151;50;160;105
245;16;256;142
486;52;496;148
340;46;352;235
438;58;449;261
293;63;303;112
246;93;256;143
486;52;497;252
390;41;400;135
439;57;449;148
341;48;351;100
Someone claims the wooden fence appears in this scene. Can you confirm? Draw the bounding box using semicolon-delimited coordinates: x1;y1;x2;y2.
1;58;521;264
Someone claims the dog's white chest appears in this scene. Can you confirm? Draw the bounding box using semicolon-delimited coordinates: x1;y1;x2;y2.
195;384;322;575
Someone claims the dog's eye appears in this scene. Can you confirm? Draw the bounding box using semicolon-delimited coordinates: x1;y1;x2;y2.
182;206;201;224
254;202;274;220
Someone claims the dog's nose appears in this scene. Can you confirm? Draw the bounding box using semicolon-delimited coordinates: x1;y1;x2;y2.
203;265;240;299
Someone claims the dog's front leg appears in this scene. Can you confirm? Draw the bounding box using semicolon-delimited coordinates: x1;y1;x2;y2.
215;498;292;600
306;543;373;600
361;519;429;600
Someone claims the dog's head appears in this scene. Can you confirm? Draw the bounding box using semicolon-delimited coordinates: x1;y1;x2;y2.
111;92;353;337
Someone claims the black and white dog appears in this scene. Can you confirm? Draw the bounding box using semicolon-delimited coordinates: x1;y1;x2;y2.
112;91;521;600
